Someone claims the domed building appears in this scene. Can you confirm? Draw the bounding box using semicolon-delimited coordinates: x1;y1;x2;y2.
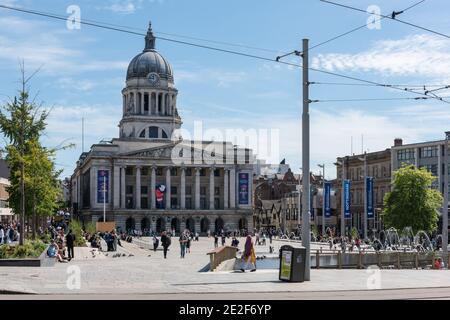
70;23;255;235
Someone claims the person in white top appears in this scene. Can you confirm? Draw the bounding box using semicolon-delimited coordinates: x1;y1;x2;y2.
0;227;4;244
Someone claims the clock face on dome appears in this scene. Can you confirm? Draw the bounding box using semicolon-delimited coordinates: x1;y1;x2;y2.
148;72;160;86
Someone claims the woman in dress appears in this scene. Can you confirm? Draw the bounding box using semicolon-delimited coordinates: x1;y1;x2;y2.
240;235;256;272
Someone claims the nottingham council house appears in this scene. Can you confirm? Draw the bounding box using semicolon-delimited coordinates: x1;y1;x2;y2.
70;23;255;235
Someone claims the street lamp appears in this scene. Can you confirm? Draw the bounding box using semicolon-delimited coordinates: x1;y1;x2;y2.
443;131;449;268
358;153;368;240
318;164;326;237
334;158;347;237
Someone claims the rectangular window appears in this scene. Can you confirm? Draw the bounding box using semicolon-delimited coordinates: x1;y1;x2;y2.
397;149;415;161
200;169;206;176
126;167;133;175
171;197;178;208
200;187;206;195
126;197;134;209
215;187;220;196
214;198;220;209
214;169;220;177
420;146;438;158
186;198;192;209
186;168;192;176
126;186;133;194
141;186;148;194
156;168;163;176
171;168;178;176
200;198;207;209
186;186;192;195
171;186;177;195
141;197;148;209
141;167;149;176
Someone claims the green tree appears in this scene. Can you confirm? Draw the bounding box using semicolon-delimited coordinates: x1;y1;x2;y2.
382;164;443;233
0;66;49;244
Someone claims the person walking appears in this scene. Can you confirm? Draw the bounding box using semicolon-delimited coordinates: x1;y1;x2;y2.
152;235;159;252
221;234;226;246
0;226;4;245
66;229;75;261
240;235;256;272
161;231;171;259
179;231;188;258
214;233;219;248
186;234;192;254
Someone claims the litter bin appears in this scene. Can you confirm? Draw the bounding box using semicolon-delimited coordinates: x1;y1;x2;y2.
279;245;306;282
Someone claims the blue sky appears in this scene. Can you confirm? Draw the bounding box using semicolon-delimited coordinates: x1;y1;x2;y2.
0;0;449;179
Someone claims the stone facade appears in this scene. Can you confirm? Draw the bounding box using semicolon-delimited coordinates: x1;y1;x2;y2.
70;23;254;235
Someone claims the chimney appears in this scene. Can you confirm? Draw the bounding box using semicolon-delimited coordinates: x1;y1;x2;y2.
394;138;403;147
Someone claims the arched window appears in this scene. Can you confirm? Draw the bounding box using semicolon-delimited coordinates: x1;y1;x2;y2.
162;130;168;139
149;126;159;138
139;130;146;138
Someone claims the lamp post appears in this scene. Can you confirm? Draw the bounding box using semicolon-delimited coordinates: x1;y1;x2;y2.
318;164;325;237
335;158;347;237
358;152;368;240
443;131;449;268
103;175;106;223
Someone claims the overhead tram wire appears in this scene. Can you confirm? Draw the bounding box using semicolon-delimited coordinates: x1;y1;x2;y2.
1;4;448;104
0;4;288;56
310;96;444;103
310;0;425;51
320;0;450;40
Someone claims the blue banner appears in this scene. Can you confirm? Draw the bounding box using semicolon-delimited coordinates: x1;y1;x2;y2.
344;179;351;218
366;177;374;218
97;170;109;203
324;182;332;218
238;173;249;205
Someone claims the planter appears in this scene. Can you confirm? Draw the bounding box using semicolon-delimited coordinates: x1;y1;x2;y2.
0;245;55;267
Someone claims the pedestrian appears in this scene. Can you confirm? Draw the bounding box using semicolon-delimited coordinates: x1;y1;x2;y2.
152;235;159;251
179;231;188;258
66;229;75;261
269;232;273;245
214;233;219;248
240;235;256;272
161;231;171;259
186;234;192;253
221;234;226;246
0;226;3;245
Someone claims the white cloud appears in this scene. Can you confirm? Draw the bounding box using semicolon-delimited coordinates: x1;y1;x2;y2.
102;0;164;14
312;34;450;80
176;68;247;88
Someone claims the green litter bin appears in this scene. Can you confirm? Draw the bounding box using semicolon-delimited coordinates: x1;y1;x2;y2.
279;245;306;282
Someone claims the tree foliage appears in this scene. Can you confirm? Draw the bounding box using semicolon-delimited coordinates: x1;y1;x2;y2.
382;164;443;233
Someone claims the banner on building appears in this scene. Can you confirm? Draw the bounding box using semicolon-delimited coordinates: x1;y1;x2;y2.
97;170;109;203
238;173;249;205
344;179;351;218
156;185;165;209
366;177;374;218
324;182;332;218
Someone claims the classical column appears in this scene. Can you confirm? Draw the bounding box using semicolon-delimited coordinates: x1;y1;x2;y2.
166;167;171;209
224;168;229;209
156;92;160;115
162;94;166;115
121;166;126;209
195;168;200;210
168;94;173;115
136;166;141;210
90;167;96;208
134;91;138;114
141;91;145;114
151;166;156;209
229;167;236;208
180;167;186;210
113;165;120;209
209;167;215;210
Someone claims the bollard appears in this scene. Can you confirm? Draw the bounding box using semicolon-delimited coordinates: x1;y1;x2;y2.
316;250;320;269
358;251;363;269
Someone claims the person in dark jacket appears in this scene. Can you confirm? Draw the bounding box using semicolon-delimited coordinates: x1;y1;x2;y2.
66;229;75;261
161;231;171;259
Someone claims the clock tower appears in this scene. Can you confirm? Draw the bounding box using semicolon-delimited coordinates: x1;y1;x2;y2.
119;22;182;140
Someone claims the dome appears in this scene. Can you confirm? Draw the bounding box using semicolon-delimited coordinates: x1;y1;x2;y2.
126;23;174;82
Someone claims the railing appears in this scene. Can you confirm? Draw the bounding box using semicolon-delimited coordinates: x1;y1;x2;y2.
207;246;239;271
313;249;448;269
